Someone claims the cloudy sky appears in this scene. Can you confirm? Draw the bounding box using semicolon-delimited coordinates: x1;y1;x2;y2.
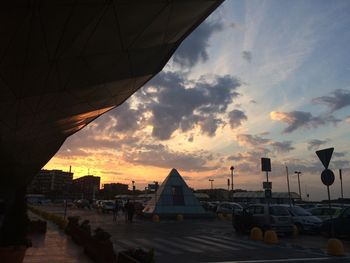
45;0;350;201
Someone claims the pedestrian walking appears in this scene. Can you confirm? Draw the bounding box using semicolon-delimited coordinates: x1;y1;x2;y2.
127;201;135;223
124;200;129;223
113;200;119;222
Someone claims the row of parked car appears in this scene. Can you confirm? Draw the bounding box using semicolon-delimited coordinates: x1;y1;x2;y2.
202;201;350;238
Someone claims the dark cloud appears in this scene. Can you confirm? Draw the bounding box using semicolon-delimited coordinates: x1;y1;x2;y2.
172;21;223;68
332;160;350;168
236;134;270;148
270;111;340;133
307;139;329;151
312;89;350;112
144;72;241;140
334;152;346;158
242;51;252;63
228;109;248;129
199;115;223;137
123;144;218;172
270;141;294;154
111;102;145;132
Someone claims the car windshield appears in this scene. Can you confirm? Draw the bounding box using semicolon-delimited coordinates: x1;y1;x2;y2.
290;206;311;216
270;206;290;216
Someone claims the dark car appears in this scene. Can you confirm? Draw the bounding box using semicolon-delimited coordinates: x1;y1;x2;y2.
233;204;294;236
320;207;350;238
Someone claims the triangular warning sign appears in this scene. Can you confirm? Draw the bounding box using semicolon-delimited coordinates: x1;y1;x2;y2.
316;147;334;169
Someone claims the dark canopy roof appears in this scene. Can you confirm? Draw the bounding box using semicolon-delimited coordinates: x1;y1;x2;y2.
0;1;223;176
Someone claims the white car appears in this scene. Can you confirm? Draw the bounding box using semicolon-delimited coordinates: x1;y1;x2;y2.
101;201;115;213
286;206;322;233
216;202;243;215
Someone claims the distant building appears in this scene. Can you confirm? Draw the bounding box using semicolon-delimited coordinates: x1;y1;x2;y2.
195;189;230;201
72;175;100;200
103;183;128;193
100;183;128;199
27;169;73;197
232;191;301;204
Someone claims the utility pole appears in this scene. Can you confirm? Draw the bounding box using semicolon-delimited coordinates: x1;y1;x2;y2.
286;166;291;206
294;171;302;200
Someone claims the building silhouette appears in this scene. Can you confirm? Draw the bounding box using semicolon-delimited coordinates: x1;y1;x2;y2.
72;175;101;200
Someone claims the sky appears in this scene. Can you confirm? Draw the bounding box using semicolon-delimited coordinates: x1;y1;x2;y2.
45;0;350;201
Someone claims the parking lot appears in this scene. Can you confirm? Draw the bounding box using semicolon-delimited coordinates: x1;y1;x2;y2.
34;204;350;262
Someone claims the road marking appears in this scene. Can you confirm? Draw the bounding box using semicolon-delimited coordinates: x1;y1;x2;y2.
135;238;182;254
186;236;239;251
171;237;222;252
218;235;270;249
213;258;333;263
198;235;255;250
153;238;203;253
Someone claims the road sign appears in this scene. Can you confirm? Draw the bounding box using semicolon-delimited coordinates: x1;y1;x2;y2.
261;158;271;172
263;181;272;189
265;189;272;198
321;169;335;186
316;148;334;169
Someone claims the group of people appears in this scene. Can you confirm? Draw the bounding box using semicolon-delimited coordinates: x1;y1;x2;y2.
113;199;135;223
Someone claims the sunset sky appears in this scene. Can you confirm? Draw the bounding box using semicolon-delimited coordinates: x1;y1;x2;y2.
45;0;350;201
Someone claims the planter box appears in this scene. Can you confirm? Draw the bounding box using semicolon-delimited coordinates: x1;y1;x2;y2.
117;252;141;263
66;225;91;247
0;246;26;263
84;239;116;263
29;220;47;234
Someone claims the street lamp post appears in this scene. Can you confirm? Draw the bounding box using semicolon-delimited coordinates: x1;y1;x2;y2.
132;180;135;201
209;179;214;190
294;171;302;200
230;166;234;201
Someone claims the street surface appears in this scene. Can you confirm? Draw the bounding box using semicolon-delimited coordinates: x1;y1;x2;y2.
36;205;350;262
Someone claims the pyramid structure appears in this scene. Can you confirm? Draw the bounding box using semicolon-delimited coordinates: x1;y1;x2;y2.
143;169;207;217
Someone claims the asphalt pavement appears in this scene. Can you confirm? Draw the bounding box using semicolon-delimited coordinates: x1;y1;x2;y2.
33;205;350;263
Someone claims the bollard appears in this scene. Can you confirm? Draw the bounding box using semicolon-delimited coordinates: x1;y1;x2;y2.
217;213;224;220
327;238;345;256
152;214;160;223
264;230;279;244
225;214;233;221
250;227;263;241
292;225;299;237
176;214;183;221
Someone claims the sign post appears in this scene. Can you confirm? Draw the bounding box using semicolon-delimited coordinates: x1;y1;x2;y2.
339;169;344;207
261;158;272;223
316;147;335;236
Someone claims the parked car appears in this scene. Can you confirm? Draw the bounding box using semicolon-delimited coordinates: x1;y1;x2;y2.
286;206;322;233
74;199;90;209
233;204;294;236
308;207;342;221
101;201;115;213
296;203;318;210
207;201;220;212
216;202;243;215
320;207;350;238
